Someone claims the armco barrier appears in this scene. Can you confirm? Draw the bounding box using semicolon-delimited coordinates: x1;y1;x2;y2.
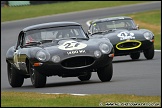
8;1;30;7
1;1;69;7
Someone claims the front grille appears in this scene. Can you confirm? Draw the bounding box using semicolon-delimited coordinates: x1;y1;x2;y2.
116;40;141;50
61;56;94;68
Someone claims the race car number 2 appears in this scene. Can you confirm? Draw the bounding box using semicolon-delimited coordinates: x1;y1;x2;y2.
58;40;87;50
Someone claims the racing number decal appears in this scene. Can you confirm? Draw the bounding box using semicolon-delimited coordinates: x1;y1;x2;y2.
64;42;80;49
58;40;87;50
117;31;135;40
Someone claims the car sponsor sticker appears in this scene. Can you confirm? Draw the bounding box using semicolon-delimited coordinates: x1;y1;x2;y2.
117;31;135;40
67;50;86;55
58;40;87;50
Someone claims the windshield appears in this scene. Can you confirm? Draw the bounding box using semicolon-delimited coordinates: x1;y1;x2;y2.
24;26;87;45
91;19;136;34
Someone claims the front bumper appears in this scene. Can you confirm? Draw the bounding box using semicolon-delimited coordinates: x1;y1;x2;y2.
114;39;154;56
33;54;113;76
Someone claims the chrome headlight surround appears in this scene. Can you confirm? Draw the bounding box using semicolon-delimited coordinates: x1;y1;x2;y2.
36;50;50;62
99;43;110;54
94;50;102;58
52;55;61;63
144;32;153;40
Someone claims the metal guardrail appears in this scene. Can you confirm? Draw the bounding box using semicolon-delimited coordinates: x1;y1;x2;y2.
1;1;68;7
8;1;30;6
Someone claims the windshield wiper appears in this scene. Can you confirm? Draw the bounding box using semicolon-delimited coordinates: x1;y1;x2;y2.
25;40;53;46
91;29;116;35
25;41;41;46
40;39;53;43
53;38;71;43
69;37;78;39
103;29;116;33
76;37;89;40
91;31;105;35
69;37;89;40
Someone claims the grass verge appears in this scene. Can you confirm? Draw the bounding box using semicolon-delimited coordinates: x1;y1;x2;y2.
1;1;149;22
1;91;161;107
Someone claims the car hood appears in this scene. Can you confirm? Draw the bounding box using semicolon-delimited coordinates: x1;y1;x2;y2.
41;38;105;49
36;38;111;58
92;29;148;45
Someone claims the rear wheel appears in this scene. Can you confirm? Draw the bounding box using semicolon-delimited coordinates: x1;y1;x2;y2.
143;45;154;60
7;63;24;87
130;52;140;60
29;62;46;88
97;63;113;82
78;72;92;81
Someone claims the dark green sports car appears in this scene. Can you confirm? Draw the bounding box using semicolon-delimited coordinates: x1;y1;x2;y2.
86;16;154;60
6;21;114;88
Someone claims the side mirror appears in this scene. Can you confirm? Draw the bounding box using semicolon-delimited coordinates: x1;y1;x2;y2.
87;30;92;35
136;24;139;29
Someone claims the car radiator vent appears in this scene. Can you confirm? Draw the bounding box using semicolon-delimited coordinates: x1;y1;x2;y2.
61;56;94;68
116;40;141;50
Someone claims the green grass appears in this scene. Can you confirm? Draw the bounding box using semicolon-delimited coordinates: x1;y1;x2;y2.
1;91;161;107
1;1;149;22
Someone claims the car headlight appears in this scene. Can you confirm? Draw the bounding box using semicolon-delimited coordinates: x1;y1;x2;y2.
99;43;110;54
94;50;101;58
36;50;50;62
52;55;61;63
144;32;153;40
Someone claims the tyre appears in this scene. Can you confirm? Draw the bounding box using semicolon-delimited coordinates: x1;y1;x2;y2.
143;45;154;60
78;72;92;81
29;62;46;88
130;52;140;60
97;63;113;82
7;63;24;87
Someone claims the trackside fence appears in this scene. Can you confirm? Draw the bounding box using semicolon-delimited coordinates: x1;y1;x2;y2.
1;1;69;7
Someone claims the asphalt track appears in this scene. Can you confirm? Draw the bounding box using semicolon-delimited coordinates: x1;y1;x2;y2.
1;1;161;96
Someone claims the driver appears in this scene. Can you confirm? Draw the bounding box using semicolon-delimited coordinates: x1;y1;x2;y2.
62;29;74;38
26;32;41;44
56;29;74;39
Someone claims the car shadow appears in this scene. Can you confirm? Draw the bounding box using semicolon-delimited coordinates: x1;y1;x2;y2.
44;80;102;88
112;59;146;63
3;80;104;89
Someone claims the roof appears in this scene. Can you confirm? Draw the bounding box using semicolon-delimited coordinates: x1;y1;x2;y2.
23;21;81;32
91;16;133;24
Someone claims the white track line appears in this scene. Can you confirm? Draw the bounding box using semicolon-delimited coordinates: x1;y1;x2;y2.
155;50;161;52
41;93;88;96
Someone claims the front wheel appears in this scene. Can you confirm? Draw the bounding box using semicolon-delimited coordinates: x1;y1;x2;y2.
97;63;113;82
29;63;46;88
78;72;92;81
130;52;140;60
7;63;24;87
143;45;154;60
